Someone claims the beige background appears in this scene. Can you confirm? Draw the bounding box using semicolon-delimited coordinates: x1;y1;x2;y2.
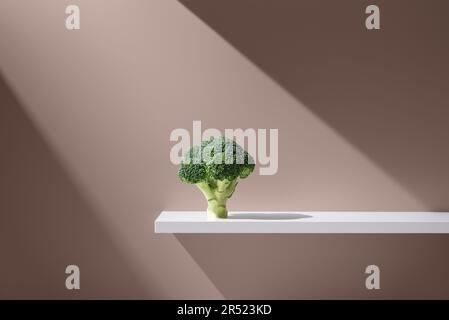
0;0;448;299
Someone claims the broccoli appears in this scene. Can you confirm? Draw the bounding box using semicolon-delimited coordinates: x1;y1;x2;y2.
177;136;255;219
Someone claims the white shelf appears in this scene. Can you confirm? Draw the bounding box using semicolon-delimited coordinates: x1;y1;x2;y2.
154;211;449;234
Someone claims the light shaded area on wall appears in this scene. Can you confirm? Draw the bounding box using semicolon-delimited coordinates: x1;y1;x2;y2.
0;74;147;298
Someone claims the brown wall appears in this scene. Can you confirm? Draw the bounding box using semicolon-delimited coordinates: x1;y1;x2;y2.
0;0;448;299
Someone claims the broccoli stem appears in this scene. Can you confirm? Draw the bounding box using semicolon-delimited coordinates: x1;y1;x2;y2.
196;180;238;219
207;197;228;219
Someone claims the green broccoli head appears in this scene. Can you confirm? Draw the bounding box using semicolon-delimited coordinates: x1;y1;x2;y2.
177;136;255;218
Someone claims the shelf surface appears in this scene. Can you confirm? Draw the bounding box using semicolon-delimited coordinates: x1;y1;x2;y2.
155;211;449;234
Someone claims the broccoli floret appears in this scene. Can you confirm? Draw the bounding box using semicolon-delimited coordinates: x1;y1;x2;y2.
177;136;255;219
